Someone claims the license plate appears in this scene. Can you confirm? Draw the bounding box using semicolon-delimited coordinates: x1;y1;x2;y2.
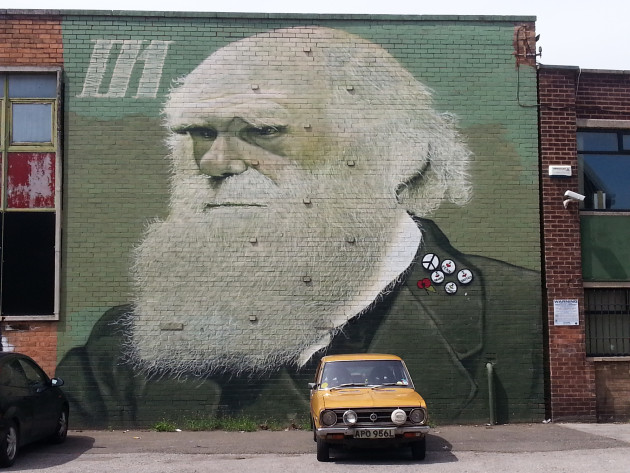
354;428;396;439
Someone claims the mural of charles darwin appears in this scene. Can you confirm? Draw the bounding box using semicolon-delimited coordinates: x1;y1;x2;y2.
58;26;543;426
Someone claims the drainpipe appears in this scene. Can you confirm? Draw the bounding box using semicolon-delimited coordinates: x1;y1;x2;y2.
486;362;496;425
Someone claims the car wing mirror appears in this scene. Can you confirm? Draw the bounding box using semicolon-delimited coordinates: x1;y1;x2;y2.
308;382;317;390
50;377;64;387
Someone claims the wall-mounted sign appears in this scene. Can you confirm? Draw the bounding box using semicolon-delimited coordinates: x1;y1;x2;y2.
549;165;572;177
553;299;579;326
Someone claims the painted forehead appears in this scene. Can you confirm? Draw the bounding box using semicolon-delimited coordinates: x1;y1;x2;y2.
165;26;431;129
165;49;330;126
172;29;335;95
166;25;405;104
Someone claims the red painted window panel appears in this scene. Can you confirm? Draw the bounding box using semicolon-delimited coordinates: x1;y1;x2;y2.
7;152;55;208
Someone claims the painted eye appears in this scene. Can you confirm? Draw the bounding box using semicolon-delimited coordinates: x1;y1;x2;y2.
175;127;217;141
240;125;288;156
190;128;218;140
249;125;283;138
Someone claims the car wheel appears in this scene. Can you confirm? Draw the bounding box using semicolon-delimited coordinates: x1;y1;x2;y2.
411;436;426;461
0;422;18;467
316;437;330;462
49;407;69;444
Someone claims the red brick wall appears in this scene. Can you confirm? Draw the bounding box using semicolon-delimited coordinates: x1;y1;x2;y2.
576;71;630;120
2;323;58;377
0;15;63;65
538;67;597;421
0;14;62;374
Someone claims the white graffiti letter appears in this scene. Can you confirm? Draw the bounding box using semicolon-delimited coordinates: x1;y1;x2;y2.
79;39;122;97
134;41;173;98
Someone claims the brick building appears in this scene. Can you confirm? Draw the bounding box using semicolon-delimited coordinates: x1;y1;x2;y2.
539;66;630;422
0;13;63;377
3;9;546;428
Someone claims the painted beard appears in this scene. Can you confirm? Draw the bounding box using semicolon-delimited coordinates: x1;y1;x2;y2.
126;166;418;378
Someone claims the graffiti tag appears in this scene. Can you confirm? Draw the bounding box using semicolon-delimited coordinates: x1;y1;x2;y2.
79;39;172;99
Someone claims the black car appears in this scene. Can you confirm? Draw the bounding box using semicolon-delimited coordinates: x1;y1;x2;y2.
0;352;69;467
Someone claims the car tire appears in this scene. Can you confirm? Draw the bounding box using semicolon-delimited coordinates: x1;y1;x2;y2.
411;437;426;461
49;406;69;444
316;437;330;462
0;422;18;467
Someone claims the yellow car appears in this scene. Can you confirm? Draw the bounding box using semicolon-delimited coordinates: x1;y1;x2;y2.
309;353;429;462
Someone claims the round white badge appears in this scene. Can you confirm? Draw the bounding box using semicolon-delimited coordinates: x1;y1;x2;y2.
431;271;445;284
445;282;458;294
457;269;473;285
441;259;456;274
422;253;440;271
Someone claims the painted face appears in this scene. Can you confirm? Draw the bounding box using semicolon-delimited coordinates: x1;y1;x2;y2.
166;85;333;184
164;41;339;203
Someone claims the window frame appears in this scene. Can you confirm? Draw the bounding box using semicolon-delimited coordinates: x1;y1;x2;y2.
585;286;630;357
8;99;57;148
0;66;62;321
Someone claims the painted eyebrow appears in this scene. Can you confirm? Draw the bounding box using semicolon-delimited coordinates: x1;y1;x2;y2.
170;124;210;134
170;117;288;134
167;95;291;130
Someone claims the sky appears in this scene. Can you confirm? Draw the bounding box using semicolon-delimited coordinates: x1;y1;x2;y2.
4;0;628;70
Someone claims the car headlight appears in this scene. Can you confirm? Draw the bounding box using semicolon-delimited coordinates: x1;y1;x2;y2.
409;408;427;424
343;410;358;425
321;410;337;426
391;408;407;425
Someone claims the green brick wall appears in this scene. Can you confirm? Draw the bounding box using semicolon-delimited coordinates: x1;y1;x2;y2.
57;12;543;427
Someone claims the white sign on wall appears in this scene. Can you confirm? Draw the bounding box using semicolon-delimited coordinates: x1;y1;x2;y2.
553;299;580;326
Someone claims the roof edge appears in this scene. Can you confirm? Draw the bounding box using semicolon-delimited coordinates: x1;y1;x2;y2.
539;64;630;75
0;9;536;22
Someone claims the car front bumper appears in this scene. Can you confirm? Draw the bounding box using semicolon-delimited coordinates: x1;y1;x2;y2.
315;424;429;440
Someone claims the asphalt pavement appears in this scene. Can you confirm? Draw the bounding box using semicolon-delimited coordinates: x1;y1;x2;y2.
9;422;630;472
27;421;630;455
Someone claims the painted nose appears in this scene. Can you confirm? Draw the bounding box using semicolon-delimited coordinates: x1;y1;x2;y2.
197;136;247;177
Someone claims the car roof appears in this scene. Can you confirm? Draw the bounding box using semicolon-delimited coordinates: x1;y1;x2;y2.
320;353;403;363
0;352;31;361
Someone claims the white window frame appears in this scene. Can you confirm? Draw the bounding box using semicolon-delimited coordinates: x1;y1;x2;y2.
0;66;62;321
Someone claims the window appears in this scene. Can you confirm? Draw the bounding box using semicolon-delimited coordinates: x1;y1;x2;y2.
0;70;60;319
16;357;49;387
585;288;630;356
577;130;630;210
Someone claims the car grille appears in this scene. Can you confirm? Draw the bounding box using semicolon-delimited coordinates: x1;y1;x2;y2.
329;407;425;426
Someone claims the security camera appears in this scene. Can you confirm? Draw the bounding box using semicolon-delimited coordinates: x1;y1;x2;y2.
564;190;585;201
563;190;585;208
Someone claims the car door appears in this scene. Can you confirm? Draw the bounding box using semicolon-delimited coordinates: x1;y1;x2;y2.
1;358;35;443
15;358;59;440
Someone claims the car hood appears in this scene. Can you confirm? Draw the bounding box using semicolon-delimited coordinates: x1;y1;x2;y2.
320;387;426;409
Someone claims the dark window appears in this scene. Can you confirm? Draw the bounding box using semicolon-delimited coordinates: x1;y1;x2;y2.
577;132;618;152
585;288;630;356
1;213;55;315
578;130;630;210
16;357;49;386
5;360;29;389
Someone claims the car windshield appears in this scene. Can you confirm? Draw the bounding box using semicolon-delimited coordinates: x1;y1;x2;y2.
319;360;412;389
